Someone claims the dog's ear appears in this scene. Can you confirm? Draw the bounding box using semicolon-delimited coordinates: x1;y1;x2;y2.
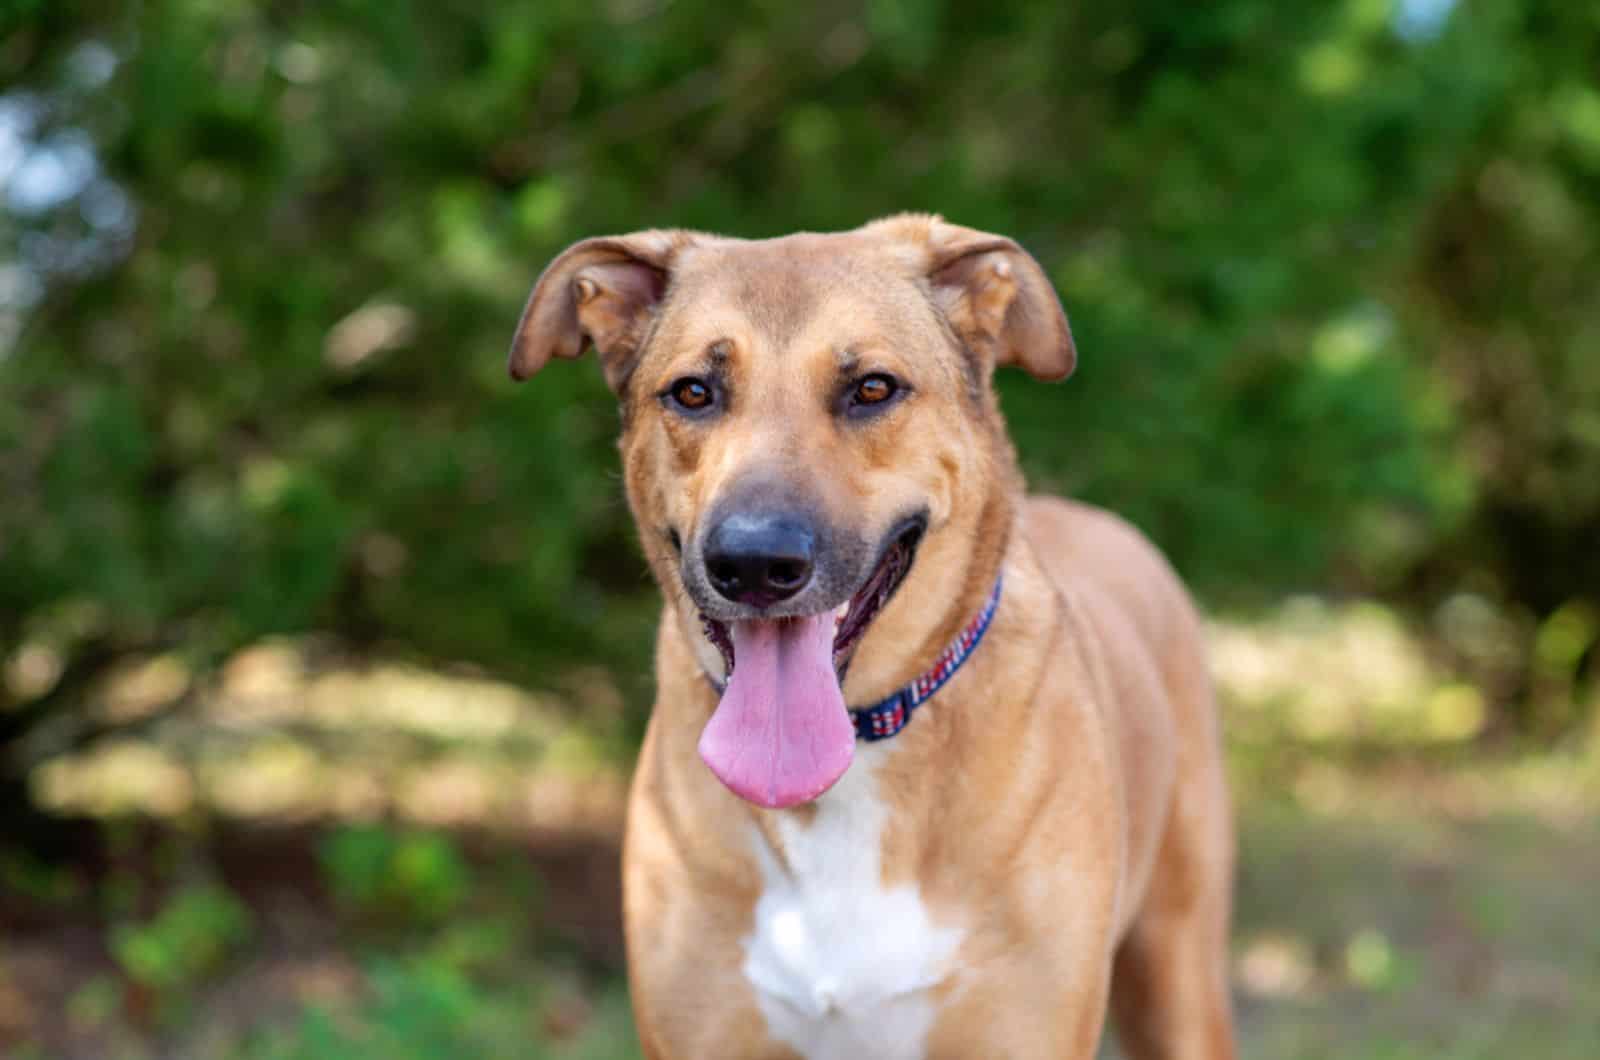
508;230;698;390
877;215;1075;382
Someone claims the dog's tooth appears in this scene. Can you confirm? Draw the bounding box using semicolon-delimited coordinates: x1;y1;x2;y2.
834;602;849;626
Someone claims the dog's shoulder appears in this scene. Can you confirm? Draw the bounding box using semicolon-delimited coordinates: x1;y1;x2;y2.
1019;494;1198;653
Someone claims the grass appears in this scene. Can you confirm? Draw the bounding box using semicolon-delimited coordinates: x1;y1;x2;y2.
23;781;1585;1060
1224;797;1600;1059
3;599;1597;1057
227;789;1600;1060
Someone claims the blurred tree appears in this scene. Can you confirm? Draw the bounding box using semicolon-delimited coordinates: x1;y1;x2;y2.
1;0;1595;817
1398;1;1600;730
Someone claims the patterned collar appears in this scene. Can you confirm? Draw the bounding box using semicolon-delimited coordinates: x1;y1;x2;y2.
853;576;1002;741
704;576;1003;743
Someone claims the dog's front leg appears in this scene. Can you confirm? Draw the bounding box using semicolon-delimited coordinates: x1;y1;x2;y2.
923;947;1115;1059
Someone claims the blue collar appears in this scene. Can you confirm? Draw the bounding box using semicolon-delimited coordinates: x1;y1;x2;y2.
705;576;1003;743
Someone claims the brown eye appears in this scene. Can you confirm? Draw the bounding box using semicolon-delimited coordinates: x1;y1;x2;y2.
669;377;714;411
853;374;896;406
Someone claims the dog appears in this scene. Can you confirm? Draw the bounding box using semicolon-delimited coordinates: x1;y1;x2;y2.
508;215;1235;1059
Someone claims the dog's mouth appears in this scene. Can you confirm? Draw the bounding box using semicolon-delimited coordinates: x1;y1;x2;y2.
698;514;926;684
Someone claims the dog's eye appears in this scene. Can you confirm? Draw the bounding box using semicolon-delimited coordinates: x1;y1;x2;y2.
667;377;714;412
851;374;897;407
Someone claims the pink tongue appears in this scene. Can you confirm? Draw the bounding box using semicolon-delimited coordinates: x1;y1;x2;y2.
698;614;854;808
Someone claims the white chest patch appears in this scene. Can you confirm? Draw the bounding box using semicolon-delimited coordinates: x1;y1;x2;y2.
743;746;964;1060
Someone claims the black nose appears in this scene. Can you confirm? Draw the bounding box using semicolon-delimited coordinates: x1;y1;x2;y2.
703;513;815;606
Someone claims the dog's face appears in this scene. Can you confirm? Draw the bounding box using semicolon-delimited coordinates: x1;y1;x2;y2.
510;215;1073;806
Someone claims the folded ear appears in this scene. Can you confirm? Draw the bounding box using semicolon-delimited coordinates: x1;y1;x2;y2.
508;230;699;390
882;215;1075;382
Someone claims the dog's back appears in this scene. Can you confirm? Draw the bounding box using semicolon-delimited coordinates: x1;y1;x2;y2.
1025;495;1236;1056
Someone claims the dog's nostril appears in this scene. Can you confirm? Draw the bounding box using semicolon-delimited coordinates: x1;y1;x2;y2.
708;559;739;588
767;560;806;588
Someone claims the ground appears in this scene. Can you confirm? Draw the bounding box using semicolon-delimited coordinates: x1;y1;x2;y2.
2;601;1597;1058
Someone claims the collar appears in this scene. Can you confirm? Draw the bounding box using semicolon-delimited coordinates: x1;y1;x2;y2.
853;575;1002;741
703;575;1003;743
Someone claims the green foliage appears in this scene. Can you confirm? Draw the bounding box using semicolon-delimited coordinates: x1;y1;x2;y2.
0;847;86;905
109;883;254;1020
237;957;639;1060
0;0;1595;755
318;825;472;926
251;959;505;1060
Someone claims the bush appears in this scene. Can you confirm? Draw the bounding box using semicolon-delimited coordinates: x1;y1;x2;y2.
2;0;1595;774
318;825;472;927
109;883;254;1022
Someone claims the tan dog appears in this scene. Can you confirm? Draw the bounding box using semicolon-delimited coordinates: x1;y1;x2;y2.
509;215;1235;1059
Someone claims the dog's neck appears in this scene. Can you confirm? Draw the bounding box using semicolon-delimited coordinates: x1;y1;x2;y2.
840;423;1020;708
849;574;1003;740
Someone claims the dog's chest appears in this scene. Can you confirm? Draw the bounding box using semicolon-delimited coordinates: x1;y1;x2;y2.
742;753;963;1060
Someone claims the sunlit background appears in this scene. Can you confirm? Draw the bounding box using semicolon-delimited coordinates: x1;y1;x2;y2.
3;1;1598;1057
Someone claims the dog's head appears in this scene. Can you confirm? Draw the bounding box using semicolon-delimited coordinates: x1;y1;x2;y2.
510;215;1072;807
